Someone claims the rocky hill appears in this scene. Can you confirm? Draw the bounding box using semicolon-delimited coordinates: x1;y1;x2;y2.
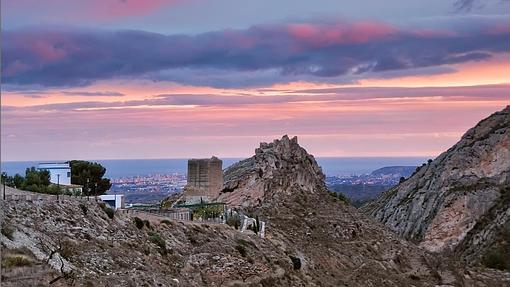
216;136;325;208
2;135;509;286
362;106;510;268
218;135;509;285
370;166;417;178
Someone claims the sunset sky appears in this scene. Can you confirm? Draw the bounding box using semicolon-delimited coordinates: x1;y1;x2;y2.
2;0;510;161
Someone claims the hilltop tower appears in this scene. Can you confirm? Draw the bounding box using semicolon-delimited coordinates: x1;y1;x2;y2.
182;156;223;204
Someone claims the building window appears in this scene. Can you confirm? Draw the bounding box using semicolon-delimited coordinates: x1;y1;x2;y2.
67;172;71;177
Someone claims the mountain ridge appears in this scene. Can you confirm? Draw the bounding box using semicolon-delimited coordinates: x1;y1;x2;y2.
362;106;510;268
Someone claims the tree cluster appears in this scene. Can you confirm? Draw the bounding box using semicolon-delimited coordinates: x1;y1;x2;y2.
1;160;112;196
70;160;111;196
1;168;59;194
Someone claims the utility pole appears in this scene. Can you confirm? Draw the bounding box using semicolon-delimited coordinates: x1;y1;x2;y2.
94;182;98;201
57;174;60;200
86;178;90;200
3;182;5;200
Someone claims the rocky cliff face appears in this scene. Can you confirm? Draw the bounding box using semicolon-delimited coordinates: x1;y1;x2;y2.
216;135;325;207
362;106;510;262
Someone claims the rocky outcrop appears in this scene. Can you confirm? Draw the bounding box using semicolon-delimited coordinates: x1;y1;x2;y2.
362;106;510;261
215;135;510;285
216;135;326;207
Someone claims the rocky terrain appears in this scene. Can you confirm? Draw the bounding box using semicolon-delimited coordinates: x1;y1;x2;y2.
218;135;509;285
362;106;510;268
2;134;510;286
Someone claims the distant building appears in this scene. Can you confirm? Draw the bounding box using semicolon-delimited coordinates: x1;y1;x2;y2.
37;162;71;185
99;194;125;210
181;156;223;204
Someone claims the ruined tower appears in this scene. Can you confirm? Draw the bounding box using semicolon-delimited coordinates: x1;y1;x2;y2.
182;156;223;204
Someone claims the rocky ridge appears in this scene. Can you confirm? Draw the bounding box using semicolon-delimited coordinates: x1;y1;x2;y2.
362;106;510;264
219;135;509;285
216;135;325;207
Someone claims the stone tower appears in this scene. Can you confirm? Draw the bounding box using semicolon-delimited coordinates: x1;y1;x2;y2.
182;156;223;204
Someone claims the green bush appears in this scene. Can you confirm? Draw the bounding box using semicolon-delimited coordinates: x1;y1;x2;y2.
133;217;144;229
235;244;247;257
329;191;349;204
103;207;115;219
160;219;172;225
2;255;33;268
1;223;14;240
98;202;114;219
148;231;166;252
483;248;509;271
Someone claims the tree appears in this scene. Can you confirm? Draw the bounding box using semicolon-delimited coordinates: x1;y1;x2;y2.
25;167;50;186
70;160;111;196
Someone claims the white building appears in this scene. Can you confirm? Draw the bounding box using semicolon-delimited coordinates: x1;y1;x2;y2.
99;194;125;210
37;162;71;185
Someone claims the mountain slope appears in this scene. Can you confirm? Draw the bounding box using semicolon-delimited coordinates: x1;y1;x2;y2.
362;106;510;264
218;135;509;285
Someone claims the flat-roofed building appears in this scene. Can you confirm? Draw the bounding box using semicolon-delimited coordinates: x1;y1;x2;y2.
37;162;71;185
99;194;125;210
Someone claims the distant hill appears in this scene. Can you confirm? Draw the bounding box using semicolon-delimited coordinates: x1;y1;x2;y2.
370;166;418;178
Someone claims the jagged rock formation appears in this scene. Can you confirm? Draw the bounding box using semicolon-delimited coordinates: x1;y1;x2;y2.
217;135;325;207
362;106;510;264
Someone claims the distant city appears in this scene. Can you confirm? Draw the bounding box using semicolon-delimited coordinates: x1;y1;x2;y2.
108;173;187;204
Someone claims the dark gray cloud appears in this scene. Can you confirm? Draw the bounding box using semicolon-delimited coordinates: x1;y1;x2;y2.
3;18;510;88
454;0;510;12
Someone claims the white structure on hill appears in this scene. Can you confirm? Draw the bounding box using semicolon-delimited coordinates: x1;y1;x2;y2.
99;194;125;210
37;162;71;185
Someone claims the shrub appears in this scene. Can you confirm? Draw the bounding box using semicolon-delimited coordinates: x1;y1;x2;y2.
98;202;114;219
143;220;151;229
133;217;144;229
226;214;241;230
103;207;114;219
2;255;33;268
59;240;75;260
160;219;172;225
1;223;14;240
289;256;301;270
329;191;349;204
235;244;247;257
148;231;166;252
79;203;88;216
483;248;509;271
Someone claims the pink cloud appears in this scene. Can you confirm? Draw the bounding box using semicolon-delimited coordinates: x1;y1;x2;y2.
3;0;184;21
286;22;397;48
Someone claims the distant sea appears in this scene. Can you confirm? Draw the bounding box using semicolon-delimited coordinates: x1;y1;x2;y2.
1;157;429;178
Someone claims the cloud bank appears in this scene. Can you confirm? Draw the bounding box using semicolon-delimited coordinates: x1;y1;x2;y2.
3;18;510;88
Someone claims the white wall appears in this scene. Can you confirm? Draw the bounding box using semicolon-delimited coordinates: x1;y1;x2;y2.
99;195;124;210
38;163;71;185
